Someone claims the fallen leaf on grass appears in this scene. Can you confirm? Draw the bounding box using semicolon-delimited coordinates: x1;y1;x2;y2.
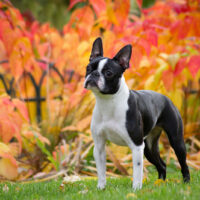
166;178;180;183
62;175;81;184
126;193;137;199
154;179;166;186
142;177;149;184
78;189;88;194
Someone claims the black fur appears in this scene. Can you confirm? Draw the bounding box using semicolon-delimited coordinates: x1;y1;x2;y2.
126;90;190;182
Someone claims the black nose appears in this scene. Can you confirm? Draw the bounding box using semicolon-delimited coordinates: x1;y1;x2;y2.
92;71;100;77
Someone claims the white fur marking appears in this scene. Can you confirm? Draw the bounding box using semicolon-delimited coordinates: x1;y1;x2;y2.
97;59;107;91
132;142;144;190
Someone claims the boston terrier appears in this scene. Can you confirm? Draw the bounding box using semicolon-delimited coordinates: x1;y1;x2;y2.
84;37;190;190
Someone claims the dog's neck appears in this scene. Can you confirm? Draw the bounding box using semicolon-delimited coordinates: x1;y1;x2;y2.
93;76;129;104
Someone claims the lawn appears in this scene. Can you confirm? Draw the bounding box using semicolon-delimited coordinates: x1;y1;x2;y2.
0;169;199;200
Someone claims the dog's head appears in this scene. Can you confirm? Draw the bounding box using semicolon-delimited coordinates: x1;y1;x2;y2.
84;37;132;95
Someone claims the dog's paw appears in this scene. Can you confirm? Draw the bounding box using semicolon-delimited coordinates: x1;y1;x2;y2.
132;182;142;191
97;182;106;190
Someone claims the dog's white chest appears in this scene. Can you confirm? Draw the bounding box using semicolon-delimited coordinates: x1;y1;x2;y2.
100;119;127;146
91;81;130;146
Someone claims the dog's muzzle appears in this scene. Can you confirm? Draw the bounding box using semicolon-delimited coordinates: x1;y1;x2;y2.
84;79;98;88
84;72;100;89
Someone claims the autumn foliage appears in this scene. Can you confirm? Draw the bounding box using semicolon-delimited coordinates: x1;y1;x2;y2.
0;0;200;180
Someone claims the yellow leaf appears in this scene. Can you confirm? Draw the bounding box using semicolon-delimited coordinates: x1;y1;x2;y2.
77;115;92;131
106;4;118;25
0;142;11;154
143;177;148;184
109;143;129;160
154;179;165;186
145;75;156;90
126;193;137;199
0;158;18;180
77;41;90;56
169;89;183;110
167;53;180;70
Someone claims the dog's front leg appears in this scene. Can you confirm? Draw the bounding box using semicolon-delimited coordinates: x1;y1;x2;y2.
93;136;106;189
131;142;145;190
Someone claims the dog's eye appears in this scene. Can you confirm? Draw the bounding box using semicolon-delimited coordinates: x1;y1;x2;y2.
105;71;113;78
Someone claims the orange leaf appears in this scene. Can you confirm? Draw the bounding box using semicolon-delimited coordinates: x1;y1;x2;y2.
12;99;29;122
61;125;77;132
162;70;174;91
132;46;143;68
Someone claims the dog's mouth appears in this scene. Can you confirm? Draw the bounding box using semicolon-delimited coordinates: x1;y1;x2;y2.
84;78;99;90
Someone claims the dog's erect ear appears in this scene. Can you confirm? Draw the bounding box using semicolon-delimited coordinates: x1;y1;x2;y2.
113;45;132;70
89;37;103;62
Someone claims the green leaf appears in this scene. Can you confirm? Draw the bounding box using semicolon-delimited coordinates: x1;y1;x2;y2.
35;136;59;171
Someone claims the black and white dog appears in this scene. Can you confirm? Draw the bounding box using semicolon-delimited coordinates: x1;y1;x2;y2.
84;38;190;190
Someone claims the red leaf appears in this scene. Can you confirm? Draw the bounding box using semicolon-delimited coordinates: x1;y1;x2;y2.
188;55;200;78
138;38;151;56
169;2;190;14
174;57;186;76
146;30;158;47
136;0;143;8
89;0;106;16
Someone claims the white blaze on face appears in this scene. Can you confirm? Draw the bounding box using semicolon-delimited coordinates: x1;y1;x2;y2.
97;58;107;91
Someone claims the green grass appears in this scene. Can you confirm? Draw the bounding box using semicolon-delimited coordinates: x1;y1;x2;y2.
0;170;199;200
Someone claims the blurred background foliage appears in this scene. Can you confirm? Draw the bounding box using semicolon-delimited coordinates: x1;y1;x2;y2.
11;0;155;29
11;0;72;30
0;0;200;181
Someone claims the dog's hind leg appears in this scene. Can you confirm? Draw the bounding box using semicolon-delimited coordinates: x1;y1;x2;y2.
144;128;166;180
160;102;190;182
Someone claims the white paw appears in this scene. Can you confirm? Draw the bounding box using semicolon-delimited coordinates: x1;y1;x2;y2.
97;182;106;190
132;182;142;191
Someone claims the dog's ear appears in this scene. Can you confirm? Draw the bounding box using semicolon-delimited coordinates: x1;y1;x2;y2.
89;37;103;62
113;45;132;70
